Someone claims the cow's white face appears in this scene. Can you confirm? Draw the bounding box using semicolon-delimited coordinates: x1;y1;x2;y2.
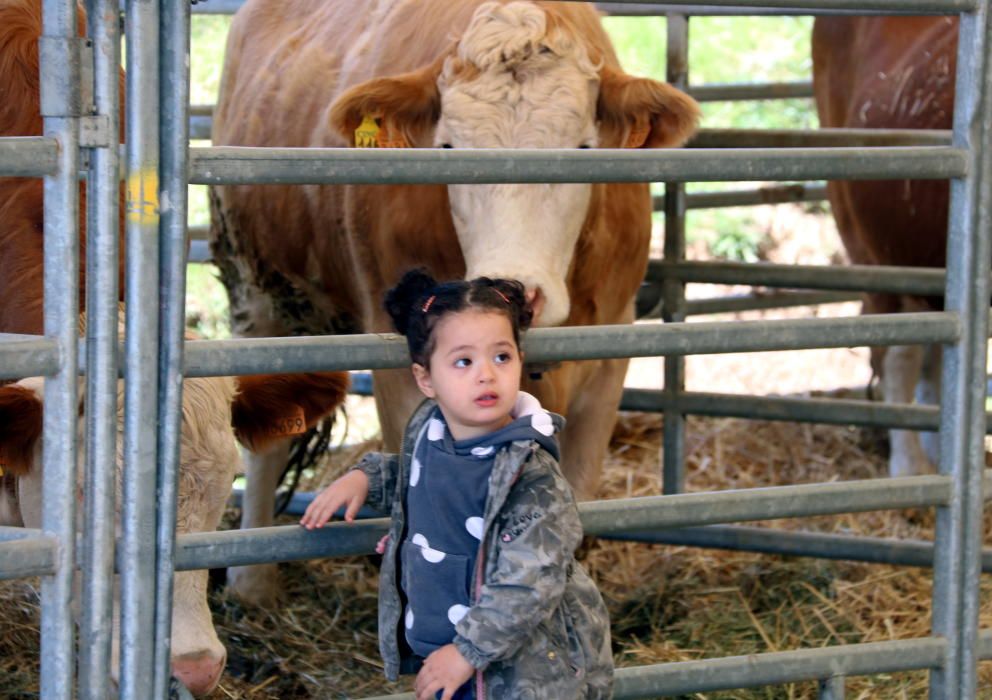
434;2;601;326
7;375;234;697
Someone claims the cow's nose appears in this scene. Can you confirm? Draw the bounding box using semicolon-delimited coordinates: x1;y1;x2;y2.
171;649;226;697
525;287;546;325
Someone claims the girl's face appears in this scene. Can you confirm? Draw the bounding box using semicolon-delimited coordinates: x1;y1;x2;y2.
411;309;522;441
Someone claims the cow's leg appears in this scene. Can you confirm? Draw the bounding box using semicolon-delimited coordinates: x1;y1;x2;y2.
556;357;629;500
227;440;290;605
373;367;424;453
883;344;932;476
916;343;943;467
170;569;227;695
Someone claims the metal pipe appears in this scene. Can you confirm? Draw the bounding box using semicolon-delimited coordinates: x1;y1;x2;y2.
0;537;58;580
689;80;813;102
0;334;61;379
679;290;860;315
818;675;845;700
0;136;59;176
653;183;829;210
153;0;192;696
39;0;81;694
689;127;950;148
662;13;689;495
120;0;161;694
189;145;967;185
649;259;947;295
932;1;992;696
78;0;121;696
178;312;959;376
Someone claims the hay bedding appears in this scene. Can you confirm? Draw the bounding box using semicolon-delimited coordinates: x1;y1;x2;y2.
3;412;991;699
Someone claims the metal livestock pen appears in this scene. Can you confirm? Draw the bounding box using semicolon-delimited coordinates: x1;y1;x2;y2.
0;0;990;698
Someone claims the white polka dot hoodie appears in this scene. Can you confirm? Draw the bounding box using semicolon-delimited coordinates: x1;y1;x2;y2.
355;392;614;699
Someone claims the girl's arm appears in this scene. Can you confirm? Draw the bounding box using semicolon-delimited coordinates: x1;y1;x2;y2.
451;455;582;669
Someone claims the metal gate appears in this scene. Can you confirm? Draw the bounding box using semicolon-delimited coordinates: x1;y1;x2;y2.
0;0;990;698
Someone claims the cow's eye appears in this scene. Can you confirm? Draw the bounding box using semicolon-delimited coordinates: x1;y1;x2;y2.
441;143;453;149
579;144;591;149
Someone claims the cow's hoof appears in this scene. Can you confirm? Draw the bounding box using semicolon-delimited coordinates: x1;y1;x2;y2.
227;563;281;606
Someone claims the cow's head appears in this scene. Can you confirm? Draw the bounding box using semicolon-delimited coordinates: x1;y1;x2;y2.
0;370;348;696
330;1;699;326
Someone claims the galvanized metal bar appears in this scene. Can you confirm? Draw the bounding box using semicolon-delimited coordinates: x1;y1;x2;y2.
932;1;992;696
78;0;121;696
649;260;947;295
689;80;813;102
172;476;950;570
0;334;61;378
189;146;966;185
361;638;946;700
598;525;992;571
662;13;689;495
689;127;950;148
609;638;945;698
930;2;989;700
819;675;845;700
153;0;192;697
679;290;860;316
120;0;161;694
0;526;47;543
0;136;60;176
621;388;945;431
0;537;58;580
584;0;976;9
653;183;829;211
179;312;959;376
39;0;81;696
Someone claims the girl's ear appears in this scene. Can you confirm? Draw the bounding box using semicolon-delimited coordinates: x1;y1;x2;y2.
411;363;435;398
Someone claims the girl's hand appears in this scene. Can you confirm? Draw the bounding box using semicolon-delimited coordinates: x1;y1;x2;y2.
299;470;369;529
414;644;475;700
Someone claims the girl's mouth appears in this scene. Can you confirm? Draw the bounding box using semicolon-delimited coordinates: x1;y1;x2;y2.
475;393;498;407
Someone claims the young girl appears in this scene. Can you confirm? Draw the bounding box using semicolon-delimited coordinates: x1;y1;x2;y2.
301;269;613;700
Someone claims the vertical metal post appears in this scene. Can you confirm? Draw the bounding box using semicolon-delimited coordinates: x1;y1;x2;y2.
79;0;120;697
662;12;689;495
930;2;992;698
38;0;81;696
120;0;161;694
154;0;193;695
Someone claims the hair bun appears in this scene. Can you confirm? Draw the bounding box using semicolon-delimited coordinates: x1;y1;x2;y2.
384;268;437;335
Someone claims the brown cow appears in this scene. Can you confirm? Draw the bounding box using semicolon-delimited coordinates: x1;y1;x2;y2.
0;0;350;693
209;0;699;604
812;16;957;477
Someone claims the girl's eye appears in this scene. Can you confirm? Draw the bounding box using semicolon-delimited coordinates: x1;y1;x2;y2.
454;358;471;368
495;352;512;364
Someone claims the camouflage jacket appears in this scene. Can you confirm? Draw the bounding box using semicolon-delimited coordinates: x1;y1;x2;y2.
356;399;614;699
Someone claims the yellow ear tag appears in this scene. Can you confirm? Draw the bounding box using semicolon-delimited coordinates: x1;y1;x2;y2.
355;114;381;148
265;405;308;440
0;464;5;477
624;121;651;149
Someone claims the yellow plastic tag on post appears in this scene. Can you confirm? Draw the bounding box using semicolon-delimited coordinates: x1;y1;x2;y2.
265;405;308;440
355;114;381;148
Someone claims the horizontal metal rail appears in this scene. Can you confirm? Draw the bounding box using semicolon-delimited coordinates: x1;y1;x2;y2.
599;525;992;571
189;146;966;185
679;290;860;315
0;334;62;379
579;0;976;10
172;475;952;570
689;128;950;148
175;312;959;376
650;260;947;295
0;534;57;579
654;182;828;210
0;137;59;177
689;80;813;102
621;388;949;431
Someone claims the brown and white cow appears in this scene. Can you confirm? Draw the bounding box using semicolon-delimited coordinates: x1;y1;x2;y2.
812;16;957;477
0;0;351;692
210;0;699;603
0;366;349;695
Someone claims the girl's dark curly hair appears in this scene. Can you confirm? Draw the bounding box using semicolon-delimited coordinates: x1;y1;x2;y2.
384;268;534;367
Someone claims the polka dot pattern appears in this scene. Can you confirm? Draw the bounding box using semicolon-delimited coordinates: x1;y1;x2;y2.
465;517;484;540
410;456;422;486
412;533;446;563
447;604;470;625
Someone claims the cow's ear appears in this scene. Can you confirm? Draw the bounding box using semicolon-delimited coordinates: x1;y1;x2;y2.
596;65;700;149
231;372;350;453
329;57;444;148
0;385;43;477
